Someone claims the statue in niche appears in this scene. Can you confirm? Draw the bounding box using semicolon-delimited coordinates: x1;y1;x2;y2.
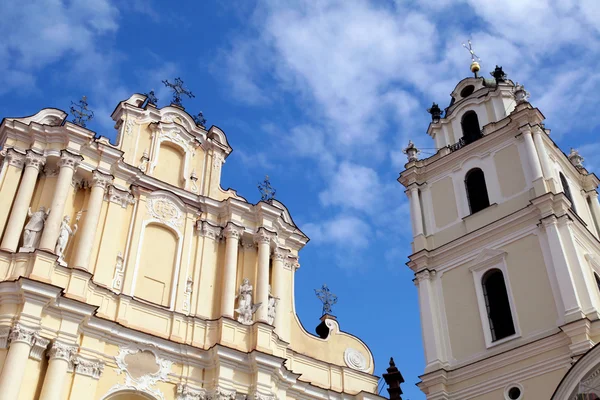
267;285;279;326
55;213;81;262
22;207;50;250
235;278;261;325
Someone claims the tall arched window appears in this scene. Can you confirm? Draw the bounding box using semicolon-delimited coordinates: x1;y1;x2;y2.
465;168;490;214
560;172;577;213
482;269;515;341
461;111;482;145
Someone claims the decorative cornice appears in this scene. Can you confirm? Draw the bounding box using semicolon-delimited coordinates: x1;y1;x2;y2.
105;185;135;208
73;355;104;379
6;149;26;169
57;150;83;171
8;323;38;346
48;340;78;362
272;247;289;262
24;151;46;171
223;223;244;240
92;170;114;190
176;384;208;400
415;269;435;283
30;335;50;361
254;228;274;245
197;221;221;240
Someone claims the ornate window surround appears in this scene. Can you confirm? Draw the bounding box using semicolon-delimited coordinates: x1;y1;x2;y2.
469;248;521;348
147;123;199;191
130;191;185;310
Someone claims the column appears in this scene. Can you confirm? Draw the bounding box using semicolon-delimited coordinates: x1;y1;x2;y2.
542;217;582;321
39;341;77;400
0;151;46;252
39;151;83;252
69;355;104;398
414;270;445;372
521;128;545;195
271;247;288;333
221;223;243;318
0;150;26;237
72;171;113;270
408;186;424;237
255;228;272;323
588;191;600;237
532;128;552;179
0;324;40;399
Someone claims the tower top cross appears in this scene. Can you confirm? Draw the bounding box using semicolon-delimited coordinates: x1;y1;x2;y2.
315;284;338;316
162;77;195;107
462;40;482;77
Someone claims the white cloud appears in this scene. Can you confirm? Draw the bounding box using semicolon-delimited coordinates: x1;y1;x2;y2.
302;214;372;250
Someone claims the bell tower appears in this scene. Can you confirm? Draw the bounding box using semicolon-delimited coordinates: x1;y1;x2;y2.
399;60;600;399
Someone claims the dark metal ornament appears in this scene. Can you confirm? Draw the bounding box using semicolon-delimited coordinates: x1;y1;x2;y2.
162;77;195;107
258;175;276;203
70;96;94;128
314;284;338;316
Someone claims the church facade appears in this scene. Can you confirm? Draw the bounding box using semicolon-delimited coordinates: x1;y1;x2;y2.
0;94;382;400
399;63;600;399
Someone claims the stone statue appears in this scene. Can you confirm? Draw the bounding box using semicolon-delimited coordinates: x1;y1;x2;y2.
235;278;261;325
267;285;279;326
55;213;81;262
22;206;50;250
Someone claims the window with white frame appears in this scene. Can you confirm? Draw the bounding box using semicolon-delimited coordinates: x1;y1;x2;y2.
470;249;520;347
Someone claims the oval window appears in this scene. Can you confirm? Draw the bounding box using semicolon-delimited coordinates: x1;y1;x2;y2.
460;85;475;98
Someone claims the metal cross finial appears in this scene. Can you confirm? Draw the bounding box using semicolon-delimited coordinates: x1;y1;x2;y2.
314;284;338;316
258;175;276;203
145;90;158;105
193;111;206;127
162;77;195;107
70;96;94;128
462;40;480;63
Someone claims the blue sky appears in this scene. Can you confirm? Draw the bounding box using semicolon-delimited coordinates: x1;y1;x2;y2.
3;1;600;398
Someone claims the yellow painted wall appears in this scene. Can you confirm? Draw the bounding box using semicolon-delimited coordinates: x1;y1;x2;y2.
431;177;458;228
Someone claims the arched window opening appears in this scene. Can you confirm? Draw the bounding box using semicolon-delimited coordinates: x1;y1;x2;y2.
461;111;482;145
465;168;490;214
594;273;600;295
560;172;577;213
482;269;515;341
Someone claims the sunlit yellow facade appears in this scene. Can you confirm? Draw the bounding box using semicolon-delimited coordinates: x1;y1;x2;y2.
0;94;380;400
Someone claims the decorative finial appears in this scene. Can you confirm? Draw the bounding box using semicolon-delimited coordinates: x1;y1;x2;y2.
427;102;442;123
513;83;530;104
144;90;158;105
568;148;585;169
193;111;206;127
491;66;507;82
314;284;338;316
70;96;94;128
462;40;481;77
403;141;420;163
258;175;276;203
162;77;195;108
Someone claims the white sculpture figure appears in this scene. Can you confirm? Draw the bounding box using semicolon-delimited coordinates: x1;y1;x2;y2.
55;213;81;262
22;206;50;250
267;285;279;326
235;278;261;325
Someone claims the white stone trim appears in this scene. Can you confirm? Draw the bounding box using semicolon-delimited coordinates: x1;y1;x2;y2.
105;343;173;400
469;248;521;348
343;348;368;371
73;355;105;379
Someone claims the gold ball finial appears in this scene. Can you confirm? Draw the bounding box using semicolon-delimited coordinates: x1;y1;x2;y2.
470;61;480;73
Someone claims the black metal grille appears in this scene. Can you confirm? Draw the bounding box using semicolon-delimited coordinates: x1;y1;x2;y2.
448;130;484;153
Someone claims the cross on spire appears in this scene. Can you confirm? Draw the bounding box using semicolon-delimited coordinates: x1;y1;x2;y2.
462;40;480;63
314;284;338;316
162;77;195;108
258;175;276;203
70;96;94;128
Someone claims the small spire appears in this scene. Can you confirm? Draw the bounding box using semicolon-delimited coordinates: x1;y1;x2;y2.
383;357;405;400
144;90;158;106
462;40;481;78
427;102;442;123
403;140;420;163
193;111;206;127
258;175;276;203
513;83;530;104
568;148;585;169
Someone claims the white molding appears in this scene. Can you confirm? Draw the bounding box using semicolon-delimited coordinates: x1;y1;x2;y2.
469;248;521;348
